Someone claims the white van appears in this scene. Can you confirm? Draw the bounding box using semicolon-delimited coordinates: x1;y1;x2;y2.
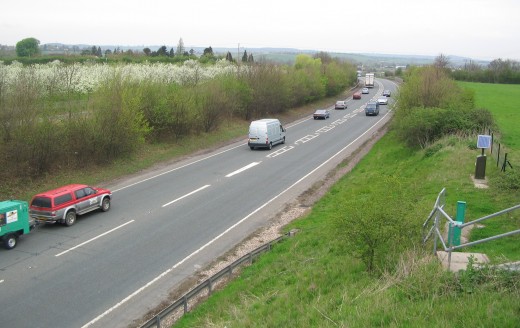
248;119;286;150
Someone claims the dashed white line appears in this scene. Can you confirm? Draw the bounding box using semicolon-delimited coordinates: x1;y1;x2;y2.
81;107;393;328
55;220;135;257
162;185;211;207
226;162;261;177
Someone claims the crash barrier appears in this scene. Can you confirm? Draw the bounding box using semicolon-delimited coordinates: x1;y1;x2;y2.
422;188;520;271
140;231;296;328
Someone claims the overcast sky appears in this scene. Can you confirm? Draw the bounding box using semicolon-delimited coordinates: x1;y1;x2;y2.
1;0;519;61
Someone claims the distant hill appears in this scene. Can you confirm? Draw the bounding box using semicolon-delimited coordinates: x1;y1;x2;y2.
38;43;489;67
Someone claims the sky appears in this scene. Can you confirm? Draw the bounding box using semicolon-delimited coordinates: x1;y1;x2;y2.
1;0;519;61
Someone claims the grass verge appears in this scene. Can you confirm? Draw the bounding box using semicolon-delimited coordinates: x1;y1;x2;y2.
172;82;520;327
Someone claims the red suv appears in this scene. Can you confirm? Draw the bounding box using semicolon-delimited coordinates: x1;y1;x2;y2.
29;184;112;226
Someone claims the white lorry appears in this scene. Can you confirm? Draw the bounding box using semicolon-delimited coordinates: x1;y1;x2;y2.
365;73;375;88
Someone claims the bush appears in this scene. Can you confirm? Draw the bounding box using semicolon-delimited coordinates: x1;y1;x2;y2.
333;175;420;274
392;65;494;149
493;169;520;190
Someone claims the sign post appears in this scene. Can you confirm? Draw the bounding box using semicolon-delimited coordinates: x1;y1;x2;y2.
475;135;491;179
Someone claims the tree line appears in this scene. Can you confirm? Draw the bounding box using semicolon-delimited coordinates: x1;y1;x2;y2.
0;53;357;188
10;37;252;66
451;58;520;84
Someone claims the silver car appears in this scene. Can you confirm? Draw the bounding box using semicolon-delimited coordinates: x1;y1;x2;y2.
377;97;388;105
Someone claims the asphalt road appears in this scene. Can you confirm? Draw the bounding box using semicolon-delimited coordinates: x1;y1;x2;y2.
0;78;398;328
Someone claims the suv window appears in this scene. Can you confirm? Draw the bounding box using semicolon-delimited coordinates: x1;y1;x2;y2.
75;189;86;199
54;193;73;206
31;197;52;208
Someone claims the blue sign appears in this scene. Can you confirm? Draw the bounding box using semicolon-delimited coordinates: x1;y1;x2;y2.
477;135;491;149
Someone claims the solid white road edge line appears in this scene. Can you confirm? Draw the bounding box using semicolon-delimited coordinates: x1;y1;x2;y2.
225;162;261;178
162;185;211;208
82;111;391;328
55;220;135;257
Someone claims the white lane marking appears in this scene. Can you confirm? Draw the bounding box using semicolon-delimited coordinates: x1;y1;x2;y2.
295;134;319;145
0;279;4;284
225;162;261;178
316;125;335;133
112;146;243;193
112;120;307;193
162;185;211;208
81;110;392;328
266;146;294;158
55;220;135;257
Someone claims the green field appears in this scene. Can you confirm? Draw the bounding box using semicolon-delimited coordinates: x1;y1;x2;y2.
459;81;520;149
173;82;520;327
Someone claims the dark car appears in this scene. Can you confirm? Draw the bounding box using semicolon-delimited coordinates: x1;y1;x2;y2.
353;92;362;99
364;102;380;116
313;109;330;119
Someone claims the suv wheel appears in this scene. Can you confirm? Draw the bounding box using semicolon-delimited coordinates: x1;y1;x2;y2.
101;198;111;212
64;211;76;227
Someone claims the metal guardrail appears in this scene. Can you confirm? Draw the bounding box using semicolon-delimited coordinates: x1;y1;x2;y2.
422;188;520;270
140;232;293;328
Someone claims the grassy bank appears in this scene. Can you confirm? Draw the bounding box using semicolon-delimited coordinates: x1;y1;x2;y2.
172;82;520;327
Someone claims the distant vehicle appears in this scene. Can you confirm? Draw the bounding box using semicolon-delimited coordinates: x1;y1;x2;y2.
30;184;112;226
383;90;391;97
361;88;369;94
335;101;347;109
248;119;286;150
365;102;380;116
313;109;330;119
353;92;362;99
377;96;388;105
365;73;375;88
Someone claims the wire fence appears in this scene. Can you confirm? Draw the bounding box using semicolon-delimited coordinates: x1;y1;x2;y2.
487;130;513;172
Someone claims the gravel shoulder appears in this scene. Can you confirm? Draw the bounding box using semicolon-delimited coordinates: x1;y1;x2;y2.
133;112;390;327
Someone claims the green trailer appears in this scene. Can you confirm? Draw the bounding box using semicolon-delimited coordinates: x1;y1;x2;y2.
0;200;34;250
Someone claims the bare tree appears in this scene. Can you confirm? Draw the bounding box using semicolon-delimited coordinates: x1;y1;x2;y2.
176;38;185;57
434;53;450;70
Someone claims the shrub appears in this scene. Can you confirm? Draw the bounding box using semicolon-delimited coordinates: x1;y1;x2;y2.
493;169;520;190
333;175;420;274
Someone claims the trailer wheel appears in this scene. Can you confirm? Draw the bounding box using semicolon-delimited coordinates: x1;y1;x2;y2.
3;234;18;250
101;197;111;212
64;211;76;227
